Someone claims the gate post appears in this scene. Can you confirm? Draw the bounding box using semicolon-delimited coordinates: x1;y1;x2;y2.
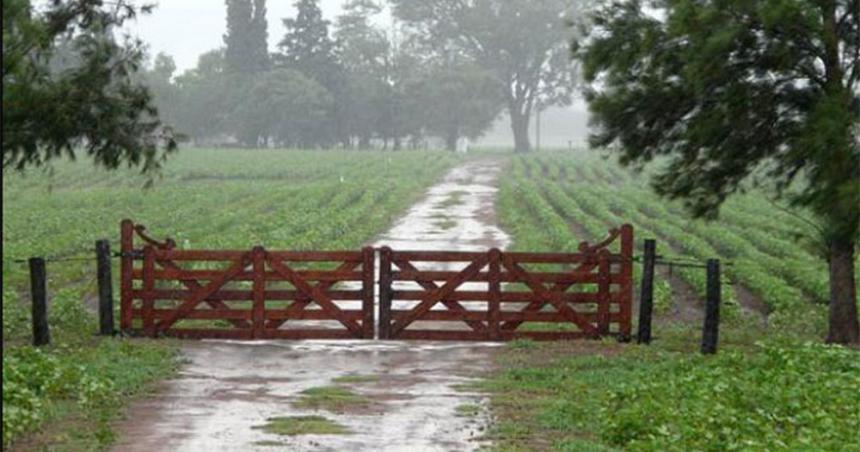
29;257;50;346
701;259;721;354
361;247;375;339
378;247;393;339
487;249;502;341
96;239;115;336
637;239;656;344
120;219;134;333
619;224;634;339
251;246;266;339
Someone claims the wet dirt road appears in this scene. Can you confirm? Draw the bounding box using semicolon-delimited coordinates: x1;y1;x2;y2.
113;157;510;451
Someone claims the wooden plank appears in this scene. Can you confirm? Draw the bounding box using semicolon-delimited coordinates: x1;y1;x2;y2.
120;219;134;332
132;309;253;320
488;249;501;340
161;328;253;340
361;246;375;339
154;255;250;332
388;310;488;321
133;268;363;282
260;329;363;340
267;257;363;336
390;250;622;264
264;310;364;321
394;330;488;341
391;258;488;334
391;270;605;284
499;311;622;323
499;331;603;341
252;247;265;339
390;290;623;304
153;249;361;262
130;289;364;301
389;255;489;337
501;254;599;336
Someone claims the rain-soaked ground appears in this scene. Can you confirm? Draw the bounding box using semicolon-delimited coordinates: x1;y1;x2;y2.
113;157;511;451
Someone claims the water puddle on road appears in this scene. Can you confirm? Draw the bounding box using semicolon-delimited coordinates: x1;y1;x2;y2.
113;157;511;451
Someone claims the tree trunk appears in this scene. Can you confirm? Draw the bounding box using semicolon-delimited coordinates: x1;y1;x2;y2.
510;110;531;153
826;238;859;344
445;130;458;152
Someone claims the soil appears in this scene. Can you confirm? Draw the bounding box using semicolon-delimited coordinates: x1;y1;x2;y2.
111;157;511;452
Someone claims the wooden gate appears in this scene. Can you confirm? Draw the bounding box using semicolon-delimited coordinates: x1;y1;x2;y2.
119;220;374;339
378;225;633;341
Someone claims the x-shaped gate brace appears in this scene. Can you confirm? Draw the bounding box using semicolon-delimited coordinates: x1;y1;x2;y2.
120;220;632;341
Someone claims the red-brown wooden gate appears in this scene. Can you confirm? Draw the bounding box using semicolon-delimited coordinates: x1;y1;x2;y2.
119;220;374;339
120;220;632;341
378;225;633;341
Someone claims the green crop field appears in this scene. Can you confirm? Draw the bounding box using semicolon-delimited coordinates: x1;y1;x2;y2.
1;149;458;448
486;151;860;451
2;149;857;450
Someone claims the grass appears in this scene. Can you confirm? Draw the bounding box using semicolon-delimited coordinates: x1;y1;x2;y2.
293;386;373;412
456;403;482;417
252;415;351;436
331;374;379;384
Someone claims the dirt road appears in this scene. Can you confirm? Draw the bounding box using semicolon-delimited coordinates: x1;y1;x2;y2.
112;158;510;451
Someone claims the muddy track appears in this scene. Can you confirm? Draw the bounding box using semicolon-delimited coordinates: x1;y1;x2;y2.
112;157;511;452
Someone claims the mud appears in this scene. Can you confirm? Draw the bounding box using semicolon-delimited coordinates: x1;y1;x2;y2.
112;157;510;451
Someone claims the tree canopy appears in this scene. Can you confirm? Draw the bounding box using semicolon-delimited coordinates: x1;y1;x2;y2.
576;0;859;343
2;0;176;173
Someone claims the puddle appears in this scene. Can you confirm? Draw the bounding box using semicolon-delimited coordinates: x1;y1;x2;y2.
112;157;511;451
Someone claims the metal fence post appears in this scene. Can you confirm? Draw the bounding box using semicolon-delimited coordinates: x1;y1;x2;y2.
29;257;50;346
701;259;721;354
637;239;656;344
96;240;115;336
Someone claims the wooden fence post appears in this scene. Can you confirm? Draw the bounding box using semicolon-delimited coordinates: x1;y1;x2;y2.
361;246;375;339
120;219;134;333
637;239;656;344
378;247;393;339
487;248;502;341
701;259;721;354
95;240;115;336
29;257;50;346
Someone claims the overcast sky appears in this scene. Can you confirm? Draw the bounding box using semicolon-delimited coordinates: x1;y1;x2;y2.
125;0;359;74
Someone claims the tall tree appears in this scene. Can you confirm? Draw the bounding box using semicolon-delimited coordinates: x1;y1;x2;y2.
223;0;269;74
2;0;175;173
412;60;503;150
576;0;859;343
393;0;582;152
335;0;389;148
278;0;343;146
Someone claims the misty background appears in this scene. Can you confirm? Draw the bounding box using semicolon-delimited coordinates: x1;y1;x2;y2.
121;0;591;150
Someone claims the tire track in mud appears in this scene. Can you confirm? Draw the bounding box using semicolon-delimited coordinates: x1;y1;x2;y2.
112;157;511;452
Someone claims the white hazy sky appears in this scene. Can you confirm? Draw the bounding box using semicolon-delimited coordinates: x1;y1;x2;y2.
125;0;356;74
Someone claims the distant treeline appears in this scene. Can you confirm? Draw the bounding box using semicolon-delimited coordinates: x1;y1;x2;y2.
138;0;582;151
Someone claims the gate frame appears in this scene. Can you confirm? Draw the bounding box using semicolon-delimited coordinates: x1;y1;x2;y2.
119;220;375;339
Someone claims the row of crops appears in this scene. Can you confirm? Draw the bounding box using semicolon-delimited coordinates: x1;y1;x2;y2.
2;149;459;340
497;151;846;336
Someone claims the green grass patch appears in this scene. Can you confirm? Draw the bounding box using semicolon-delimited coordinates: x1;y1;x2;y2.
438;190;467;208
252;415;351;436
434;218;458;230
456;403;482;417
331;374;379;384
481;331;860;451
293;386;372;412
3;338;178;449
